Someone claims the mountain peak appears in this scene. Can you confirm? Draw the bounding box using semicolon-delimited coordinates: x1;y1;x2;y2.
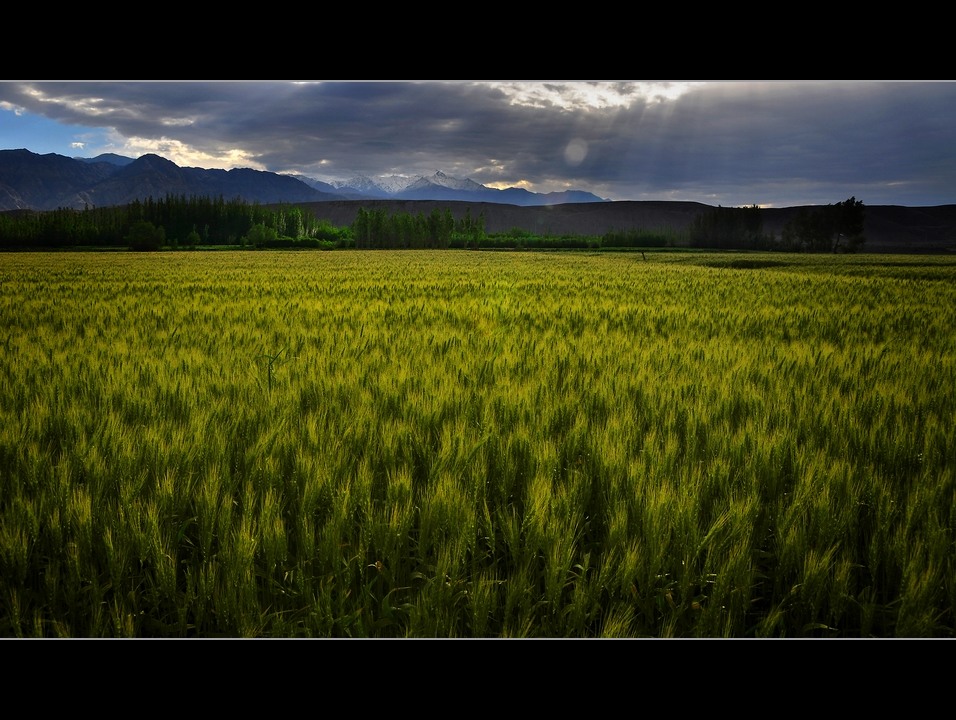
0;149;610;211
323;169;608;205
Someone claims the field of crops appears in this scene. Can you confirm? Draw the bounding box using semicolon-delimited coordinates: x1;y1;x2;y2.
1;249;953;638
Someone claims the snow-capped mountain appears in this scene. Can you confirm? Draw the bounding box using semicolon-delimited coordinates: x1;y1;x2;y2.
329;174;415;196
328;171;486;196
314;170;607;206
410;170;487;193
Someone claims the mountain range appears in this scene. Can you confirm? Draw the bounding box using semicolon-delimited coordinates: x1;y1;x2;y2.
0;149;607;212
3;148;954;252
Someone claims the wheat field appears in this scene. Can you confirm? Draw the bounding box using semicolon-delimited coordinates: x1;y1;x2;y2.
0;250;953;637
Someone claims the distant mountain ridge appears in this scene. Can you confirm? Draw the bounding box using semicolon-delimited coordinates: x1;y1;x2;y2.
0;149;608;211
309;169;607;206
75;153;135;167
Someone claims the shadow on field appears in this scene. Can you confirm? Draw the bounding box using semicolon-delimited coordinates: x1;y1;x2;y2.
689;258;794;270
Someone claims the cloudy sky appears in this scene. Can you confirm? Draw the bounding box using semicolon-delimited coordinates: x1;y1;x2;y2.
1;80;954;208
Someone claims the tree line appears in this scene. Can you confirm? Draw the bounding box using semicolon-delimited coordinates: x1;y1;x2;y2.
0;195;349;251
688;197;866;252
0;193;866;252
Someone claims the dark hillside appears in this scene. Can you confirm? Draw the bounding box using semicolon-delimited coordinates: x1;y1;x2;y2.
287;199;956;253
288;199;712;237
854;205;956;253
